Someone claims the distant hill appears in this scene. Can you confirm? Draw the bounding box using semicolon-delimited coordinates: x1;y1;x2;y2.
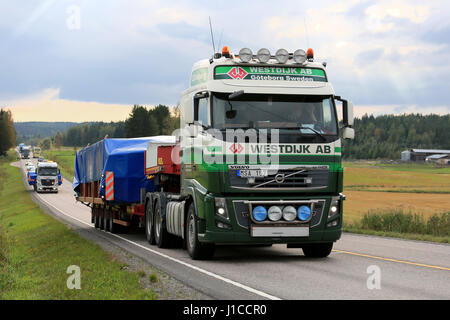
14;122;79;144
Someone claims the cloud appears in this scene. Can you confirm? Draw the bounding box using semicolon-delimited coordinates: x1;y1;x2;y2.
0;0;449;118
2;88;133;122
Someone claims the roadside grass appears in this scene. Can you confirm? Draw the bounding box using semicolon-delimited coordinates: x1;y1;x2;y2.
0;151;157;299
344;209;450;243
343;164;450;193
42;147;77;180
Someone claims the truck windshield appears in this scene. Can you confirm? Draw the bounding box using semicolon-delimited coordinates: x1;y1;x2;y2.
39;168;58;176
211;93;338;142
212;93;337;132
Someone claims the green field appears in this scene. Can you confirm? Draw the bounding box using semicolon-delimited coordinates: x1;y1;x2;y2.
43;147;78;180
343;161;450;242
0;151;157;299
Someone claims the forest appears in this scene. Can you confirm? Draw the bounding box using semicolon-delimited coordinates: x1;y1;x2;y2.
0;109;16;156
342;114;450;159
54;104;179;148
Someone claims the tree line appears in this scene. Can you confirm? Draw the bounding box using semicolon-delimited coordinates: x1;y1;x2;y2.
342;113;450;159
0;109;16;156
50;104;179;148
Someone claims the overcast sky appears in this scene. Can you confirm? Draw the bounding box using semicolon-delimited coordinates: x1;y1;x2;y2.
1;0;450;121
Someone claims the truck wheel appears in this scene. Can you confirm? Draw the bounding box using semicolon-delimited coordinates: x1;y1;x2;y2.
99;207;105;230
154;199;171;248
145;201;156;245
302;243;333;258
104;206;110;232
109;208;118;234
186;203;215;260
94;206;100;228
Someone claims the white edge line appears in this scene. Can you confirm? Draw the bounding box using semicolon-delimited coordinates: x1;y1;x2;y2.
35;193;281;300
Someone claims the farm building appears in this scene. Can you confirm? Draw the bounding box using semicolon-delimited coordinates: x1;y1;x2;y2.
401;149;450;162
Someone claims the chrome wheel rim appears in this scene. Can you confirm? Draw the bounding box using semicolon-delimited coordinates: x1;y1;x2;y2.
155;209;161;240
188;216;195;249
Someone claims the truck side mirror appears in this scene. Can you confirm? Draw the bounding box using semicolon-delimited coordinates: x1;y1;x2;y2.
344;101;354;127
342;127;355;140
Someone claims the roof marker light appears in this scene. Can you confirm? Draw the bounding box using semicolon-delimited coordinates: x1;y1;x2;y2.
293;49;307;64
257;48;271;63
306;48;314;61
222;46;231;58
275;48;289;63
239;48;253;62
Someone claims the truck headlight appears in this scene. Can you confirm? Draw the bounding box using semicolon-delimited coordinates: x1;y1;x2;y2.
268;206;282;221
252;206;267;222
215;198;229;220
328;197;340;219
297;205;312;221
282;206;296;221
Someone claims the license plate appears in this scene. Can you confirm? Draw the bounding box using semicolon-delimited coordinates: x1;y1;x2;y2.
237;169;268;177
251;226;309;237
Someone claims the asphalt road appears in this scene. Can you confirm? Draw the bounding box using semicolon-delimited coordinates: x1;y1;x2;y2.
18;157;450;300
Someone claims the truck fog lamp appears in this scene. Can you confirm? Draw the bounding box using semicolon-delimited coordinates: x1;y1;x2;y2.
275;48;289;64
252;206;268;222
297;205;312;221
293;49;306;64
282;206;296;221
268;206;282;221
257;48;270;63
239;48;253;62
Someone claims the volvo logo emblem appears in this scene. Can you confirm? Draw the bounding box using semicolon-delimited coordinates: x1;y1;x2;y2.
275;174;285;184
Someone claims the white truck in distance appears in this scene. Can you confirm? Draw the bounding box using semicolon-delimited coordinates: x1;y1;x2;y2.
30;162;63;193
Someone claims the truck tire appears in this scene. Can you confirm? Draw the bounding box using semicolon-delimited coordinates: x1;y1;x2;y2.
99;206;105;230
302;243;333;258
154;198;171;248
109;208;118;234
185;203;215;260
104;206;110;232
145;201;156;245
94;206;100;228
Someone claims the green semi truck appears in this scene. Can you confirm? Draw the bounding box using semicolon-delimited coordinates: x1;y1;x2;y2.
77;46;355;260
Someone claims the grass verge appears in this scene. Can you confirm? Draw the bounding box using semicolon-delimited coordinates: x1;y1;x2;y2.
42;148;77;180
344;209;450;244
0;151;157;299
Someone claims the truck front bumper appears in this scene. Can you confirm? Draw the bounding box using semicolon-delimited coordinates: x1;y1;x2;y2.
197;194;343;245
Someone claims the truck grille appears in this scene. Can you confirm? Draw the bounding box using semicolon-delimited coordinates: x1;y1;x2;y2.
41;179;55;186
228;166;329;190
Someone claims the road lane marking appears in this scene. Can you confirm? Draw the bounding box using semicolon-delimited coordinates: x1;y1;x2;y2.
333;249;450;271
34;194;281;300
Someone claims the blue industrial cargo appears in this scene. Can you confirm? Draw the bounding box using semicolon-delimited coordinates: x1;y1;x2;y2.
73;136;175;204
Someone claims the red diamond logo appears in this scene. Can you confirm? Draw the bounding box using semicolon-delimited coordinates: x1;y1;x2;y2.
229;143;244;154
227;67;248;80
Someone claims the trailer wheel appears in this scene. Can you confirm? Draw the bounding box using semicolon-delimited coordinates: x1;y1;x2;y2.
302;242;333;258
109;208;118;234
94;206;100;228
104;206;110;232
145;201;156;245
154;198;171;248
186;203;215;260
99;206;105;230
